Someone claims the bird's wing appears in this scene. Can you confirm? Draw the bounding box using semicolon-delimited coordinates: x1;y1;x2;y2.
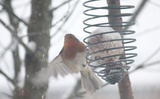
48;53;73;77
31;49;73;87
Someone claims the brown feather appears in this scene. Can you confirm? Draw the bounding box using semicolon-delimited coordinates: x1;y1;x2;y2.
62;34;85;59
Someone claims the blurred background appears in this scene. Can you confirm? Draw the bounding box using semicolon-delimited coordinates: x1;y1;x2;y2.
0;0;160;99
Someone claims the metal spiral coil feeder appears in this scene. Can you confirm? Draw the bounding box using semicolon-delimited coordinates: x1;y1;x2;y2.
83;0;137;84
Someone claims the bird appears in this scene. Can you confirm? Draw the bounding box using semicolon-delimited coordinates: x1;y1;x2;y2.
31;33;104;93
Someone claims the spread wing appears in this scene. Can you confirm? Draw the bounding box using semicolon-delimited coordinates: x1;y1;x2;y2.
31;49;72;86
48;52;73;77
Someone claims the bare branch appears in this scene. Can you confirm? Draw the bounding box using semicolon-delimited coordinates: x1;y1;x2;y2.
4;0;19;30
141;47;160;64
149;0;160;8
2;0;22;83
51;0;80;38
135;24;160;37
0;3;28;26
0;70;15;85
130;60;160;73
130;46;160;73
0;38;14;59
51;11;69;28
51;0;71;28
20;32;48;38
49;0;74;13
0;19;33;54
124;0;148;30
144;61;160;68
0;92;12;99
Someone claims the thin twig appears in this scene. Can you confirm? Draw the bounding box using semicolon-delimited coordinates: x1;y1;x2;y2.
130;46;160;73
49;0;74;13
51;12;69;28
130;60;160;73
0;19;33;54
124;0;148;30
141;47;160;64
51;0;71;28
0;38;14;59
51;0;80;38
0;92;12;99
0;3;28;26
0;70;15;85
20;32;47;38
135;24;160;37
149;0;160;8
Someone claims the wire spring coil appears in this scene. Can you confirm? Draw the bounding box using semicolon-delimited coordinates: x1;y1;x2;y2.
83;0;137;84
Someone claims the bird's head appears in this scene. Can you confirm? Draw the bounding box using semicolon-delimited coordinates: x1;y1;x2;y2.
62;34;85;59
64;34;79;42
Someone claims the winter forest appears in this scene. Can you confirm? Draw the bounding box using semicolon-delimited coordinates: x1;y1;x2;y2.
0;0;160;99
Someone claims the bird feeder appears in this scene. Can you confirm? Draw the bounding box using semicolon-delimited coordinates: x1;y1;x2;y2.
83;0;137;84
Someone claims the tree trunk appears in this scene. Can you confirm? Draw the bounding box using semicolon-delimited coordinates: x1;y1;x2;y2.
23;0;52;99
106;0;134;99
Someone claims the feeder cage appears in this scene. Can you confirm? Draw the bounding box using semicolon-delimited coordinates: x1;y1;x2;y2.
83;0;137;84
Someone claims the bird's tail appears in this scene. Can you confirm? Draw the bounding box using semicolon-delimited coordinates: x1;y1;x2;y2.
80;67;104;93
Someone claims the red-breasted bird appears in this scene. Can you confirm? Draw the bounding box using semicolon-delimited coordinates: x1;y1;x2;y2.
31;34;104;93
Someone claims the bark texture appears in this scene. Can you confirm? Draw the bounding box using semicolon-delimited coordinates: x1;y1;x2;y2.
23;0;52;99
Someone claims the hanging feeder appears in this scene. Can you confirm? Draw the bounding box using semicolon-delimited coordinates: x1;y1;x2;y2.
83;0;137;84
